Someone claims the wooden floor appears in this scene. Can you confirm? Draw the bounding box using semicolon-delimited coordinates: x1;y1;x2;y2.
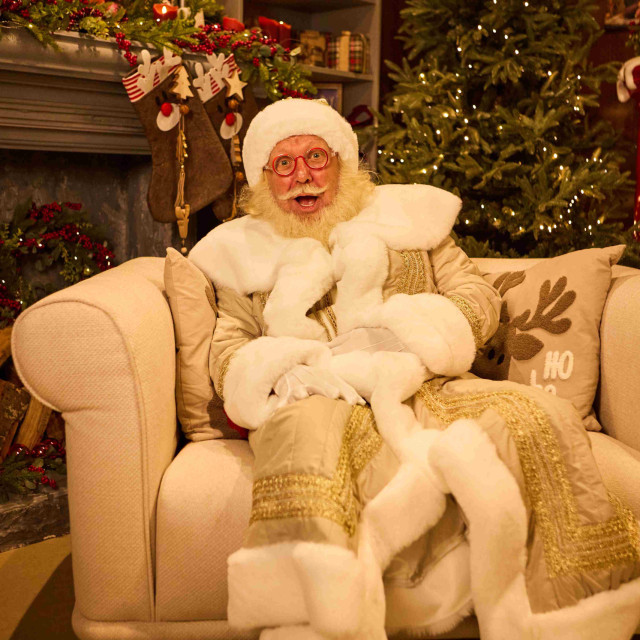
1;536;639;640
0;535;77;640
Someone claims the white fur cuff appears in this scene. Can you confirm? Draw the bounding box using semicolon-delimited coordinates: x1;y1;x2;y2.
381;293;476;376
228;542;364;633
223;337;330;430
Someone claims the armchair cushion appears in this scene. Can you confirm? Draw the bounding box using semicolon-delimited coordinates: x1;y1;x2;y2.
472;245;625;429
164;248;240;440
155;439;253;622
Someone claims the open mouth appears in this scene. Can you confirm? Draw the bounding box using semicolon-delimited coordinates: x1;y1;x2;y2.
294;195;319;208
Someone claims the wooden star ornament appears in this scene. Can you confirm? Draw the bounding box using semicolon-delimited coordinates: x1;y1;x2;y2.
224;70;247;100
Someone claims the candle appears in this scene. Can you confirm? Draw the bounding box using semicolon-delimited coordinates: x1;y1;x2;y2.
152;3;177;21
258;16;280;41
222;16;245;32
278;20;291;49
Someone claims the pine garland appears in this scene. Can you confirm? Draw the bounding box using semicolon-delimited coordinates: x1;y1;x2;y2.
376;0;638;264
0;0;315;99
0;200;116;327
0;439;66;502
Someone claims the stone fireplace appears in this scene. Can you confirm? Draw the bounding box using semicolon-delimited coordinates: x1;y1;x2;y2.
0;28;204;261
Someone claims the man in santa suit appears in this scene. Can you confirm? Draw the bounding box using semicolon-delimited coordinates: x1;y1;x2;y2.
189;98;640;640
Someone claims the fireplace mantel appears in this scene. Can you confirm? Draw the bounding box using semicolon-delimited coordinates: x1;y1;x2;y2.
0;28;150;155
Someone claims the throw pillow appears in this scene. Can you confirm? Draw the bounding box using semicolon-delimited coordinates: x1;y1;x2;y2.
164;247;243;440
471;245;625;430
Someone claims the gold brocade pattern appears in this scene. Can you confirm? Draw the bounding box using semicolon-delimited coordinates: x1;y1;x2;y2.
250;405;383;536
216;353;233;400
308;293;337;341
309;309;332;341
448;294;484;350
416;381;640;578
397;250;428;295
257;291;269;310
324;305;338;336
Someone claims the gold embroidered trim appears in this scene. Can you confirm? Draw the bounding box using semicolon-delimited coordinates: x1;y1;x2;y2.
324;305;338;336
257;291;269;310
397;250;428;295
448;294;484;350
310;309;332;341
416;381;640;578
308;293;337;340
250;405;383;537
216;353;233;401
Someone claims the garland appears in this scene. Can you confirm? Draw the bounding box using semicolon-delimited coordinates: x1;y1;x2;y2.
0;0;316;100
0;439;66;502
0;200;116;327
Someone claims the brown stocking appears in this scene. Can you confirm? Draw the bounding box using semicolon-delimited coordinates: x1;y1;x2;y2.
123;52;233;224
193;54;263;221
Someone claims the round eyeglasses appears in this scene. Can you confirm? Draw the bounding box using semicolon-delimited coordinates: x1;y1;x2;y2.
267;147;333;177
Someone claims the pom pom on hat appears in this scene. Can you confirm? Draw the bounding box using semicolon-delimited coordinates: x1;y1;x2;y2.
242;98;359;187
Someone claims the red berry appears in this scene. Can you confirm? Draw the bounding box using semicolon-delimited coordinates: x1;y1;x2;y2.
49;479;58;489
41;476;50;484
160;101;173;117
225;112;236;125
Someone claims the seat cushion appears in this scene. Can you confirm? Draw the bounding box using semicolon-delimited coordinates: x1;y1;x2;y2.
588;432;640;519
156;439;254;621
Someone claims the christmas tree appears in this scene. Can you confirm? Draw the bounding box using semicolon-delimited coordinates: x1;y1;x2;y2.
376;0;637;262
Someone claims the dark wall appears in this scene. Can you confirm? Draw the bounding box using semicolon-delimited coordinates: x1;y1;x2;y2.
379;0;407;107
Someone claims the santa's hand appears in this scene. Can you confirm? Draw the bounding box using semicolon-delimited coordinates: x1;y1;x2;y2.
272;364;365;408
329;327;406;355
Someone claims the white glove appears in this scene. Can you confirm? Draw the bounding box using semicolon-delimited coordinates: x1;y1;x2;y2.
329;327;406;356
272;364;365;409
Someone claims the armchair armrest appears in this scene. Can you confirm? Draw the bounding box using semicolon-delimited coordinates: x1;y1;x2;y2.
11;257;177;623
596;265;640;452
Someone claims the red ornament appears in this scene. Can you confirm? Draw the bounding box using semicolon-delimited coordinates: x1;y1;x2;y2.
225;112;236;126
152;2;177;21
9;443;30;458
160;101;173;116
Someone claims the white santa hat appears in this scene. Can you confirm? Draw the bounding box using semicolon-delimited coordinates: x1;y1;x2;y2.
242;98;359;187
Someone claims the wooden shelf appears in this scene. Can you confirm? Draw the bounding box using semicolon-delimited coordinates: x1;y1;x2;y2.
302;65;373;83
245;0;375;11
223;0;381;117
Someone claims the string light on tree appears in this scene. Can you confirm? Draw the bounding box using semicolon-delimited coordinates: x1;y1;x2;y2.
376;0;634;261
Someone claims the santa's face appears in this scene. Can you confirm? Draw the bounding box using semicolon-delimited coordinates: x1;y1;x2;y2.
265;134;339;220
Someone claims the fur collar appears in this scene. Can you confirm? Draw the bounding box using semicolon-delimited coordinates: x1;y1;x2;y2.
189;184;461;298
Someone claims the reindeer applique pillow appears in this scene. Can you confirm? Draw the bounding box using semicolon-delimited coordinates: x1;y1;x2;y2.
472;245;625;430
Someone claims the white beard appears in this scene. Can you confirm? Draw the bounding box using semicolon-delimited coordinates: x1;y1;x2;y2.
239;162;376;247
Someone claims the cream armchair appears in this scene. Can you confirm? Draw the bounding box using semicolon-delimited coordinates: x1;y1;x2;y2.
11;256;640;640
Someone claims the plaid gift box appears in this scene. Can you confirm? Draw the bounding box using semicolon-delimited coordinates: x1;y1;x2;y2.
326;37;339;69
326;31;369;73
349;33;368;73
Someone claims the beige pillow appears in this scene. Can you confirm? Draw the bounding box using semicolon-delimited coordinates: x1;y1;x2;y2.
164;247;241;440
472;245;625;430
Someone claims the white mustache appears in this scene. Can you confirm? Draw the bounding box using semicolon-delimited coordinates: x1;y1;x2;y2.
278;184;327;201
